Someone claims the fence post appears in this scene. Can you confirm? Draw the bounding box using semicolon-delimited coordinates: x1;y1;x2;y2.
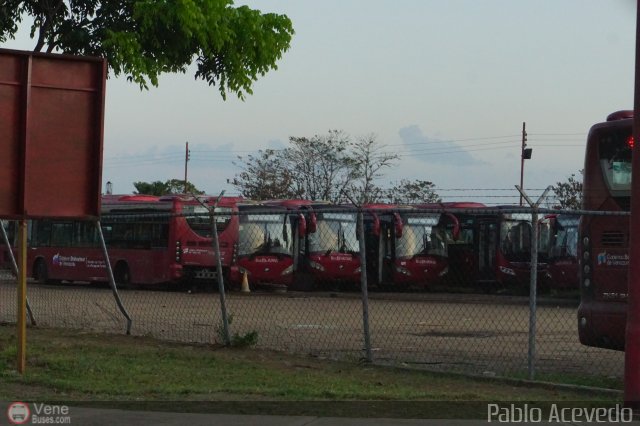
357;208;373;363
0;220;35;326
209;192;231;346
516;185;551;381
96;220;132;335
528;207;539;380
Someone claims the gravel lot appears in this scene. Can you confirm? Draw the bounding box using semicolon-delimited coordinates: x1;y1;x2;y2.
0;275;624;382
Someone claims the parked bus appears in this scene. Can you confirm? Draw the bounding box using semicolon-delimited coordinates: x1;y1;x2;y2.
228;203;306;289
424;202;484;288
475;205;547;290
264;200;361;290
26;194;240;289
430;203;546;291
578;110;633;350
539;214;579;290
364;204;460;290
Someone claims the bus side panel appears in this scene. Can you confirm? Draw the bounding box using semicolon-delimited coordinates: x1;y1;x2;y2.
108;248;173;285
28;247;173;285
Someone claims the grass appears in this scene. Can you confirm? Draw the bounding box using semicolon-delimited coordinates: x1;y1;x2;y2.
0;324;624;418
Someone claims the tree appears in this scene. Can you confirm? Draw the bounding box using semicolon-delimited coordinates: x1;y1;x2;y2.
345;135;399;204
229;149;298;200
166;179;205;195
230;131;413;203
133;180;167;196
551;171;583;210
133;179;204;195
284;131;356;203
384;179;441;204
1;1;294;99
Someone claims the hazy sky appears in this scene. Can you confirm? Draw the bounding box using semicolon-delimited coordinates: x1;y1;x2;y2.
3;1;637;204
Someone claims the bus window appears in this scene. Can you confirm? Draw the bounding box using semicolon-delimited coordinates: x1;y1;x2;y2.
599;129;633;193
74;222;99;247
183;205;233;237
500;220;531;262
32;221;52;247
309;213;358;254
239;214;293;256
51;223;73;246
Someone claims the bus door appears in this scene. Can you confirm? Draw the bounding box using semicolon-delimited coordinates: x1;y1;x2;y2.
445;217;475;285
476;218;498;282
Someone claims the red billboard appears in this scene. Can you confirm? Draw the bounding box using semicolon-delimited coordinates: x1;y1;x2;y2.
0;48;106;219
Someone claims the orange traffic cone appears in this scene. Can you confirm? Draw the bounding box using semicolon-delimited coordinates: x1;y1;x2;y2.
241;271;250;294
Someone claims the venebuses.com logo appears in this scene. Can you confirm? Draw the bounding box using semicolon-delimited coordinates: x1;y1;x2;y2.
7;402;30;425
6;402;72;424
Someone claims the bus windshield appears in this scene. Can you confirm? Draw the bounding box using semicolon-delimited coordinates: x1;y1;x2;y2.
183;205;233;237
552;217;579;258
308;212;359;253
396;214;449;258
238;213;293;256
500;219;531;262
598;128;633;195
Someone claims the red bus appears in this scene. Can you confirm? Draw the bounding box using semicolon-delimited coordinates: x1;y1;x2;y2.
364;204;460;290
578;110;633;350
263;200;361;290
475;205;547;290
228;203;306;289
539;214;579;290
430;203;546;292
26;194;240;289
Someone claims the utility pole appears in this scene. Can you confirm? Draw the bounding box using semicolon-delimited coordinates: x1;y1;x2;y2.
519;122;532;206
184;141;190;194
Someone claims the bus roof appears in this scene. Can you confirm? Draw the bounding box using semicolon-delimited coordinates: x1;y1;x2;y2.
415;202;487;210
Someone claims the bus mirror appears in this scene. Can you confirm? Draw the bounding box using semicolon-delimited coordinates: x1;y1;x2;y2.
298;214;307;235
393;213;403;238
308;212;317;234
444;212;460;241
452;223;460;241
372;214;380;237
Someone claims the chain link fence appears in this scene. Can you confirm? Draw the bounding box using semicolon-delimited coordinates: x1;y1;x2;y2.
0;200;627;389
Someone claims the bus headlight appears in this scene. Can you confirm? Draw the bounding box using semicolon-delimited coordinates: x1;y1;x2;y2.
583;237;589;247
438;266;449;277
280;265;294;275
579;317;587;328
354;267;361;273
395;265;411;276
309;261;325;272
583;278;590;288
238;267;250;276
499;266;516;276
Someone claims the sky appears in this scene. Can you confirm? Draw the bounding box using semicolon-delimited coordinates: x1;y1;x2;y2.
3;1;637;205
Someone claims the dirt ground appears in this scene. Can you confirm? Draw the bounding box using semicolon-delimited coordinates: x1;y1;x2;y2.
0;276;624;383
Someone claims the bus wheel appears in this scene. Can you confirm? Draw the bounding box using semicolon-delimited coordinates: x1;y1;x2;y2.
114;262;132;290
34;259;48;284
